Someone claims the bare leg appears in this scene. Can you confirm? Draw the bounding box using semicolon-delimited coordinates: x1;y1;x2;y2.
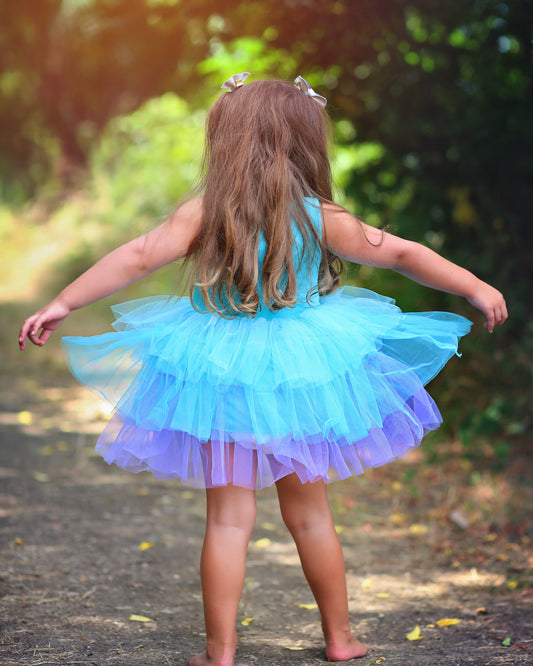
189;484;257;666
275;473;367;661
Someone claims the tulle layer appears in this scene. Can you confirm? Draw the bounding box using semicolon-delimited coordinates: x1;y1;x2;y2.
62;287;472;488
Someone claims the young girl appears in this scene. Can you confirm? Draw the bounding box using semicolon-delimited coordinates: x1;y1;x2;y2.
19;75;507;665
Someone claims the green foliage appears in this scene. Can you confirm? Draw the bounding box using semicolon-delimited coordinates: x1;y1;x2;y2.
91;93;205;224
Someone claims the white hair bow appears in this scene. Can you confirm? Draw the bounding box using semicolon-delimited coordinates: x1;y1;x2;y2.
221;72;251;92
294;75;327;108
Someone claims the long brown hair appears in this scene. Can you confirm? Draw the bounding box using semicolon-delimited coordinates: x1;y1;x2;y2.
191;79;342;317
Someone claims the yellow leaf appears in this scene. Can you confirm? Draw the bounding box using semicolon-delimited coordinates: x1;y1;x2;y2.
139;542;155;551
376;658;386;664
361;578;372;589
436;618;461;627
507;580;518;590
129;614;154;623
138;487;150;496
388;512;408;526
17;411;33;425
39;444;56;456
298;603;318;610
254;538;271;548
33;472;50;483
334;524;345;534
409;523;429;535
284;646;304;651
241;617;254;626
376;593;390;598
260;522;277;531
406;625;423;641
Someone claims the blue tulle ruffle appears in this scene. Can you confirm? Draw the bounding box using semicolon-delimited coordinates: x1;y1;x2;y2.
62;286;471;489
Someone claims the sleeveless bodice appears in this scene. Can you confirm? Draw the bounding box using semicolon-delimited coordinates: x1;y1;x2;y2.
192;198;322;317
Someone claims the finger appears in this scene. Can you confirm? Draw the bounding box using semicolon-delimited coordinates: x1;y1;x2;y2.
501;301;509;324
494;304;507;328
19;318;37;350
19;318;34;342
28;322;44;346
38;328;54;345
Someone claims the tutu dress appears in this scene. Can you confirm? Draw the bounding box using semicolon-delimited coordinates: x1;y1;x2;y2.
62;199;471;489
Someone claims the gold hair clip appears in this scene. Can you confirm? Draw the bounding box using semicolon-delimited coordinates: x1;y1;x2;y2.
294;76;327;108
221;72;251;92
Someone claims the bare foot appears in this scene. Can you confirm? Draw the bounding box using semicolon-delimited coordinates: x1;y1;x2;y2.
188;649;234;666
326;637;368;661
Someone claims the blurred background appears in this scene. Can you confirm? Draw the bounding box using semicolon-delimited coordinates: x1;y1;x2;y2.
1;0;531;468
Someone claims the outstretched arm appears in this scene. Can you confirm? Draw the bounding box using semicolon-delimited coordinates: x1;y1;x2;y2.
323;204;508;333
19;198;203;349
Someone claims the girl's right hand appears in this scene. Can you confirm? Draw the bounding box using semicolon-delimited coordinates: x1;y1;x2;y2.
466;282;508;333
19;299;71;350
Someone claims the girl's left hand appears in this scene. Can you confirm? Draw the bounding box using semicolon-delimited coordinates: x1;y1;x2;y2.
19;299;71;350
466;282;508;333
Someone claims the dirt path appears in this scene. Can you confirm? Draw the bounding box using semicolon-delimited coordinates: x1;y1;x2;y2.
1;303;532;665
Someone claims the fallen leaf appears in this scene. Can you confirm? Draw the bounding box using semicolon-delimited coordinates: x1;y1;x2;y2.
139;542;155;551
436;618;461;627
409;523;429;536
502;637;511;647
32;472;50;483
129;614;154;623
13;537;24;546
284;646;304;651
388;512;408;526
507;580;518;590
376;658;387;664
241;617;254;626
260;522;277;531
254;538;271;548
361;578;372;589
406;625;423;641
138;488;150;496
17;411;33;425
376;593;389;598
334;525;345;534
497;554;509;562
298;603;318;610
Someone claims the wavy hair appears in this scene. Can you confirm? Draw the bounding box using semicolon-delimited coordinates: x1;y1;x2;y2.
190;79;342;317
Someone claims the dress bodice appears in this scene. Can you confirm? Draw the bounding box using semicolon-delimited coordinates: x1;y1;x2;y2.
192;197;323;317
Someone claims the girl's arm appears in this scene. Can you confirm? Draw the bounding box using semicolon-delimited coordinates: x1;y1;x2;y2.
19;198;203;349
323;204;508;332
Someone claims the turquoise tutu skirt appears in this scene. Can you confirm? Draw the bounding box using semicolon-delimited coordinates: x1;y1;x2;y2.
62;287;471;489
